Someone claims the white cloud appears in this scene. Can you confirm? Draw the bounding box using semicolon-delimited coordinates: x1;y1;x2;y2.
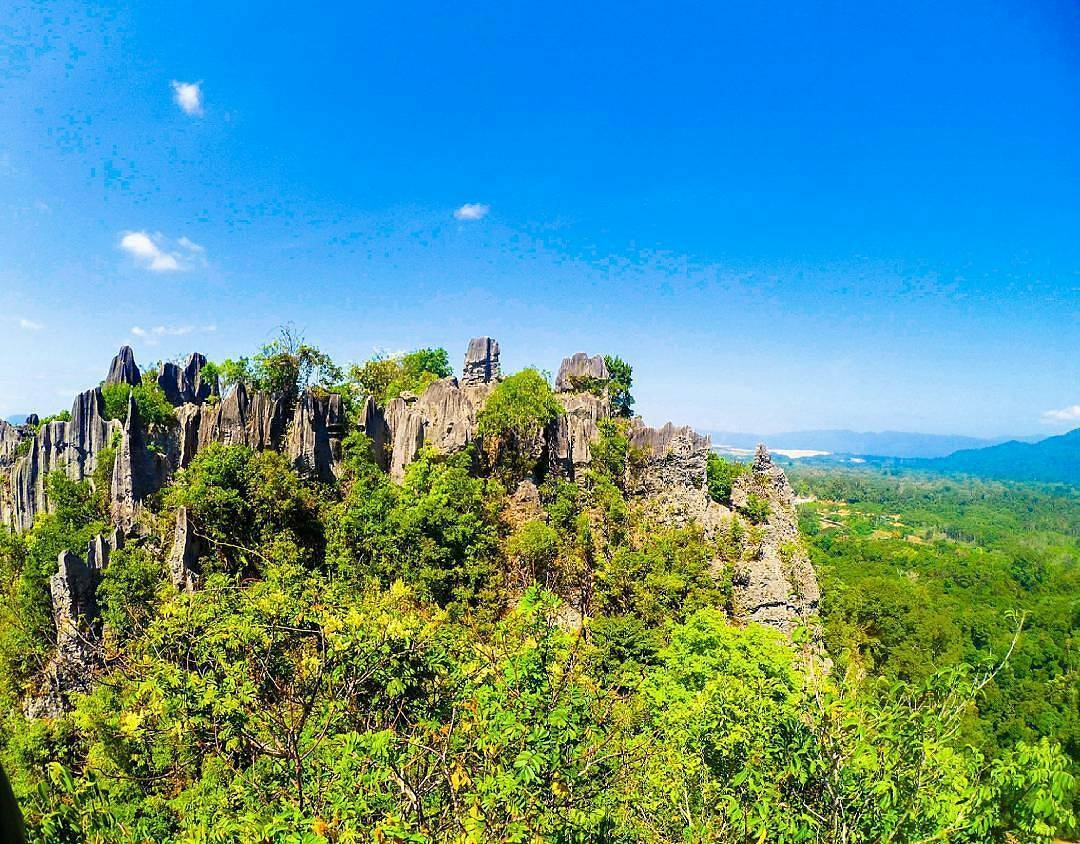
18;318;42;331
119;231;205;272
131;324;216;345
171;80;203;116
454;203;490;221
1042;404;1080;424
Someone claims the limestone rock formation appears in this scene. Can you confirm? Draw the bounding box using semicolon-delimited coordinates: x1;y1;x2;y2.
3;388;120;532
0;420;26;468
174;384;291;465
168;507;203;592
85;530;122;571
105;345;141;387
462;337;500;386
547;393;611;477
626;421;724;530
555;353;608;392
380;377;491;480
286;391;346;482
158;353;219;406
111;392;165;528
729;445;820;633
25;551;100;718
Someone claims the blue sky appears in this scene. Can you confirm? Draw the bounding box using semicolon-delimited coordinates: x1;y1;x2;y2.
1;0;1078;437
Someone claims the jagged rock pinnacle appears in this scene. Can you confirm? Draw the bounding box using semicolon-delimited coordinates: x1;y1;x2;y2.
105;346;141;387
462;337;500;386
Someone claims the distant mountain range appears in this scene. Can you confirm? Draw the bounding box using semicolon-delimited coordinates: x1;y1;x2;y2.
911;428;1080;485
705;429;1036;459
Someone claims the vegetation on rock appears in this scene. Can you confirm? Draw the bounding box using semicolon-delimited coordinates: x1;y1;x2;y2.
0;339;1076;843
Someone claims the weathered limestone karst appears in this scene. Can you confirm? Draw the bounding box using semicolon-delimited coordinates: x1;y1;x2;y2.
111;392;167;528
376;375;493;480
286;391;347;482
172;383;291;470
158;353;219;406
729;444;820;633
3;388;120;532
168;506;204;592
544;353;613;477
105;345;141;387
85;529;121;571
462;336;500;386
25;551;101;718
0;419;27;467
555;352;608;392
626;421;727;531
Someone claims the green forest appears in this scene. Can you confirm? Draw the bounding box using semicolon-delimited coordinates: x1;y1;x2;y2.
0;336;1076;843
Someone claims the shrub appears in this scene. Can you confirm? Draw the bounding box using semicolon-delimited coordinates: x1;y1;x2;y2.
507;520;560;587
743;493;771;524
217;326;343;401
706;452;749;505
476;369;562;481
101;381;176;428
348;347;452;405
603;354;635;417
97;546;162;640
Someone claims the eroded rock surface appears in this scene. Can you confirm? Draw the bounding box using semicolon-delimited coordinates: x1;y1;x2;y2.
462;337;500;386
3;388;120;532
105;345;141;387
555;353;608;392
158;353;219;406
25;551;101;718
111;393;166;528
730;445;820;633
168;507;204;592
287;391;346;482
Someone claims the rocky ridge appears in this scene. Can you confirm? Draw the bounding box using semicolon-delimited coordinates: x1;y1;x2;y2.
3;337;820;714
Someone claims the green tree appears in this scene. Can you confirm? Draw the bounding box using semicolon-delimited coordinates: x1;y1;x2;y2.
476;369;562;482
101;381;176;427
348;346;452;405
603;354;635;417
706;452;749;505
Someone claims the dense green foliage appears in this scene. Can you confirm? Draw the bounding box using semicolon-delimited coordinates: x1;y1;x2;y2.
602;355;635;418
0;474;105;705
218;327;344;400
476;369;563;481
706;452;749;506
792;467;1079;803
1;347;1077;841
348;347;453;405
101;381;176;428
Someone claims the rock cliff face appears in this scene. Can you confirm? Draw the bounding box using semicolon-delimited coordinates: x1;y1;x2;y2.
7;338;822;719
25;550;101;718
729;445;820;633
111;393;166;528
286;391;347;483
158;353;218;406
168;507;203;593
555;352;608;391
0;420;29;473
2;389;120;532
378;378;492;480
461;336;500;386
105;345;141;387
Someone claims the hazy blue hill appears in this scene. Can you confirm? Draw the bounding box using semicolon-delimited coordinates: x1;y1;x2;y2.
706;429;1022;459
915;428;1080;484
